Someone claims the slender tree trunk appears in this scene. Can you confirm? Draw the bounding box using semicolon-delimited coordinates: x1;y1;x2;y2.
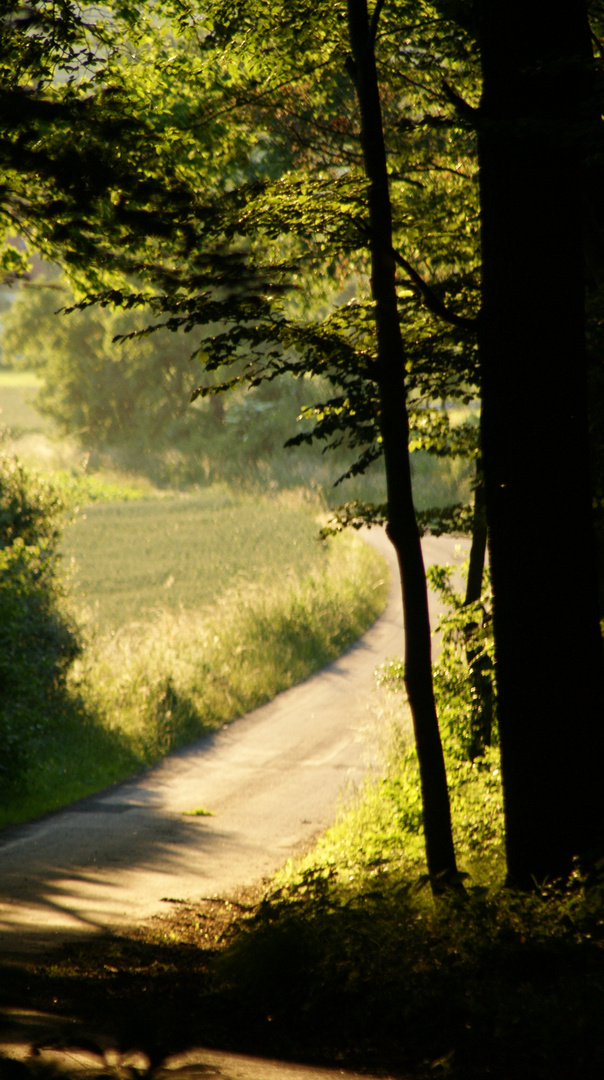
347;0;459;888
463;463;493;758
477;1;604;886
464;464;487;607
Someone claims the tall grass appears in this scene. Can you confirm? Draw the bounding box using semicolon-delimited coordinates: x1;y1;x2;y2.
78;531;387;757
0;532;387;827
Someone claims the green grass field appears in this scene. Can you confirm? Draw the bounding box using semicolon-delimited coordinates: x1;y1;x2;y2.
0;372;51;435
60;490;327;630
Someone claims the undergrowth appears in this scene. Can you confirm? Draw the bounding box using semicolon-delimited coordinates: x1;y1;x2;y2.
181;568;603;1080
203;856;604;1079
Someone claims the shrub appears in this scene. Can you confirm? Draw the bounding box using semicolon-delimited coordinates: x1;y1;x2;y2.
0;452;63;547
0;453;80;800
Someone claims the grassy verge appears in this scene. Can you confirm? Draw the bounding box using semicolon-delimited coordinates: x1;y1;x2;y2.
0;530;387;828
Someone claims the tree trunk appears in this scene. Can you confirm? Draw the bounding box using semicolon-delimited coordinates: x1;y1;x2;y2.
477;0;604;886
463;464;493;758
464;464;487;607
347;0;459;889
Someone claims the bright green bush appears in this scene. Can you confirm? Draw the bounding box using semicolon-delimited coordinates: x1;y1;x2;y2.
281;558;504;889
0;452;63;547
425;562;497;760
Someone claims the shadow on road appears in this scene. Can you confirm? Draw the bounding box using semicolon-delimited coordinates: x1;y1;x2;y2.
0;767;250;951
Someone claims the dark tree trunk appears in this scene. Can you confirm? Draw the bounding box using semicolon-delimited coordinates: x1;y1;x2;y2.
464;465;487;607
463;464;493;758
347;0;459;888
477;1;604;886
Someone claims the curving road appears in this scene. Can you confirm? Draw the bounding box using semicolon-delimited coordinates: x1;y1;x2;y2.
0;530;468;954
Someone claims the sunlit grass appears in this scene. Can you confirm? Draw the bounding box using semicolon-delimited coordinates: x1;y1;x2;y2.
75;530;388;759
0;370;42;388
59;489;331;630
275;686;505;893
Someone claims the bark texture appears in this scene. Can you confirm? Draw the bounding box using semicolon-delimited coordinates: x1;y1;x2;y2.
463;467;493;759
477;0;604;885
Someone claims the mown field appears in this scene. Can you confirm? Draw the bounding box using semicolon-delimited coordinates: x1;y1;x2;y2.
60;490;327;630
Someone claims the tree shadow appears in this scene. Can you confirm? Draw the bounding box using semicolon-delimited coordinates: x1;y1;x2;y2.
0;753;253;952
2;869;604;1080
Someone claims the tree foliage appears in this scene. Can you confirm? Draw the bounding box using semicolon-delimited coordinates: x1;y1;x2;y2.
2;0;482;488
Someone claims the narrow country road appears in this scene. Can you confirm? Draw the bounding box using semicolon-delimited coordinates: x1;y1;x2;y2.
0;530;468;954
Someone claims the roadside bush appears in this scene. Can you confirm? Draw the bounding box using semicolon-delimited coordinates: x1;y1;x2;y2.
0;454;80;800
373;560;503;879
0;451;63;547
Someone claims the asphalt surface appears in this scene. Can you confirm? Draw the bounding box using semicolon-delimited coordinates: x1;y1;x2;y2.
0;530;468;955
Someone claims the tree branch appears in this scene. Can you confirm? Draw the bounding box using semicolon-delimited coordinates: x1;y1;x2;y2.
369;0;386;45
391;248;477;331
441;80;480;126
348;211;477;330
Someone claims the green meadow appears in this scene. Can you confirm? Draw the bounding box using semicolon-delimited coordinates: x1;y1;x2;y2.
60;490;326;631
0;370;50;433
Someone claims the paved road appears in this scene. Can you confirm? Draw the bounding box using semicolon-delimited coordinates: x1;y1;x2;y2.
0;530;468;954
